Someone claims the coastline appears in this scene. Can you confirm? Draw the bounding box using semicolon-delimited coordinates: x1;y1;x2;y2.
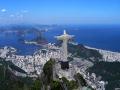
85;46;120;62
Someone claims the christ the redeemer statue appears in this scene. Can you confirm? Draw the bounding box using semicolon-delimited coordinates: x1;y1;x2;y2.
55;30;74;69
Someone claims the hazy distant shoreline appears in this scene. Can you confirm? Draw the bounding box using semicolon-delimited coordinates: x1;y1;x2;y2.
0;25;120;54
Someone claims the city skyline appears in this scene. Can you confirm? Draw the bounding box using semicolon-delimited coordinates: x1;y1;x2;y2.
0;0;120;25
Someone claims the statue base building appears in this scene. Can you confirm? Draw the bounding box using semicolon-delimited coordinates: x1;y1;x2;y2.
60;61;69;70
55;30;74;70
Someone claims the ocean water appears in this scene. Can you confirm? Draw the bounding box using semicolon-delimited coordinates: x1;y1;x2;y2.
44;25;120;52
0;25;120;55
0;31;40;55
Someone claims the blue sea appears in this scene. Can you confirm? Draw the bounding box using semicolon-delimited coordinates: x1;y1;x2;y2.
44;25;120;52
0;25;120;55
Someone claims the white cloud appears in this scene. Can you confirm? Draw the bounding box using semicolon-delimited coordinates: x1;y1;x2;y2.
22;10;28;13
10;14;14;17
1;9;6;12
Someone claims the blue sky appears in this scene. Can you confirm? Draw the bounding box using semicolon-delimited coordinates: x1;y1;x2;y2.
0;0;120;24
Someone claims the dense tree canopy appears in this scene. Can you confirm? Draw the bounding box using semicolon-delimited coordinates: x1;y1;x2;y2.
88;61;120;90
43;59;55;84
68;44;102;60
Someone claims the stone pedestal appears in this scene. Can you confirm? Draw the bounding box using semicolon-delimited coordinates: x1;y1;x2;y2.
61;61;69;70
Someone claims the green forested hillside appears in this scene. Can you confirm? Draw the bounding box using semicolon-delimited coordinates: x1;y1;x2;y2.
0;58;34;90
88;61;120;90
68;44;102;60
